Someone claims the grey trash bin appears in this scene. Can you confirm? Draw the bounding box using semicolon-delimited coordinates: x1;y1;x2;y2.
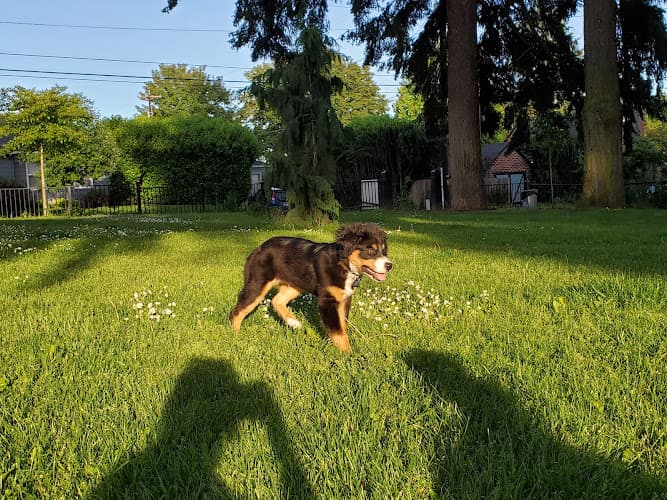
521;189;538;209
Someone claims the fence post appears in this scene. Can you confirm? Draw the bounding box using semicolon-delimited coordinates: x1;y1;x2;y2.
136;181;142;214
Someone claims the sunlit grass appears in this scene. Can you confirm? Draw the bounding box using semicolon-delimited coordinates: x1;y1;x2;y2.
1;209;666;497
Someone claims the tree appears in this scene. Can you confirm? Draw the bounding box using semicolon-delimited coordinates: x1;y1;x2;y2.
237;63;282;157
330;58;388;125
239;58;387;155
393;82;424;121
348;1;581;209
166;0;342;222
618;0;667;152
251;27;343;221
0;86;95;215
583;0;625;207
137;64;232;118
447;0;485;210
336;115;437;206
625;116;667;180
524;111;582;203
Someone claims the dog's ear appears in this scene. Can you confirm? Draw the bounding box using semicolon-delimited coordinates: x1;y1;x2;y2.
336;224;363;254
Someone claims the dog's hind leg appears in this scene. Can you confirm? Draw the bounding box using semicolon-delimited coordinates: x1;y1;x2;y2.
271;285;303;329
230;279;277;332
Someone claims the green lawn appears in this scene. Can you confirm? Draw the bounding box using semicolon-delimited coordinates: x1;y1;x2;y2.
1;209;666;498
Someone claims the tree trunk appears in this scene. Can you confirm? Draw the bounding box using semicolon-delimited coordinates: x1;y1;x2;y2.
39;144;48;217
583;0;625;207
447;0;485;211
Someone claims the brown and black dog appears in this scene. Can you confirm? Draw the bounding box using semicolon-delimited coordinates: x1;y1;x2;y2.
229;223;392;351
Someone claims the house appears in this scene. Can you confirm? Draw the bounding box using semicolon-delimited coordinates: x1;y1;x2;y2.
0;136;40;188
483;142;532;205
250;160;265;188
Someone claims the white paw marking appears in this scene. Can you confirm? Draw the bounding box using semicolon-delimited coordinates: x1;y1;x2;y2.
286;318;302;329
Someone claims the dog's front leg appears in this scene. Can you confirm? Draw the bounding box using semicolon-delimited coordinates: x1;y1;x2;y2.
318;291;351;352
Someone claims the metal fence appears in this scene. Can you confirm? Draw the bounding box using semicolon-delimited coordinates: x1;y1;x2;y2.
484;181;666;208
1;181;665;218
0;184;253;218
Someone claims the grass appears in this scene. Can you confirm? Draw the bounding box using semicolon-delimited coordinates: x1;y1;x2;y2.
1;208;666;498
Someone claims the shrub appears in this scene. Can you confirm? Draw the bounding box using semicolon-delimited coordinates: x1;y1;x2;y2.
108;171;133;207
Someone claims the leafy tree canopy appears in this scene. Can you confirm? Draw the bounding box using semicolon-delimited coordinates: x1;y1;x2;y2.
330;57;388;125
0;85;96;184
347;0;581;143
393;81;424;121
136;64;232;118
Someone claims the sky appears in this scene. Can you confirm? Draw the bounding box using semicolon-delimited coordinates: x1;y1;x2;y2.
1;1;582;119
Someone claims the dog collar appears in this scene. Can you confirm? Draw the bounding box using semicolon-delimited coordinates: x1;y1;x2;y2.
352;273;362;288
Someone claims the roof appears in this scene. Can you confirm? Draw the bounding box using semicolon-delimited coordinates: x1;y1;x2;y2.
486;150;531;177
481;142;509;170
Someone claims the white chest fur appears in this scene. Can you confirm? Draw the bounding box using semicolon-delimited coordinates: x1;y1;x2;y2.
343;272;358;299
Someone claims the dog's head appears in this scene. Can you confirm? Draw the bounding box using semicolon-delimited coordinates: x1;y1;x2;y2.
336;223;393;282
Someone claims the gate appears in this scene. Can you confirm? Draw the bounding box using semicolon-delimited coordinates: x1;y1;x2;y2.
361;179;379;209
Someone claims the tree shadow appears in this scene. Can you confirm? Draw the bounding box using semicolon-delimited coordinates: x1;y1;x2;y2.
403;349;667;498
342;209;667;278
90;357;314;499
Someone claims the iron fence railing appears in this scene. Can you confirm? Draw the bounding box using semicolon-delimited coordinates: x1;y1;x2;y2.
1;180;664;218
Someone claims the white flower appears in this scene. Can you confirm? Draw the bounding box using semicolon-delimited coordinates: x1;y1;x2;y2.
134;302;144;309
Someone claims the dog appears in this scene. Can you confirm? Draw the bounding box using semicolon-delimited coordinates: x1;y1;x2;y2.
229;223;393;352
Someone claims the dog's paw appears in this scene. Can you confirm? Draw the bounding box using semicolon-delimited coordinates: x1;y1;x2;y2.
286;318;302;329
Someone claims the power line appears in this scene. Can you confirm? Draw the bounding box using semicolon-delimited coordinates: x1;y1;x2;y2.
0;74;146;85
0;68;400;90
0;20;232;33
0;51;253;71
0;67;402;87
0;67;248;83
0;50;399;78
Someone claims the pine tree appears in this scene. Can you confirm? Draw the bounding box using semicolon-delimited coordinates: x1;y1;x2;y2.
583;0;625;207
252;27;343;221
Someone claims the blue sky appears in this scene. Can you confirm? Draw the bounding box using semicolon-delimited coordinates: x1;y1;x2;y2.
1;1;582;119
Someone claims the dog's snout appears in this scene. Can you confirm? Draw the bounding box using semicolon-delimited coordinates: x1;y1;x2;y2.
385;261;393;272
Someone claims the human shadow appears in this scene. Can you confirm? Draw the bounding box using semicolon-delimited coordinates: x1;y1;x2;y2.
90;358;314;499
403;350;667;498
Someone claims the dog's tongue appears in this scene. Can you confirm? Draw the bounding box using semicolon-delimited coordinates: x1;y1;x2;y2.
364;268;387;282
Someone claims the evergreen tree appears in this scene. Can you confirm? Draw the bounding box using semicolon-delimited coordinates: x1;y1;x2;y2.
447;0;485;210
166;0;341;221
251;27;343;221
618;0;667;152
583;0;625;207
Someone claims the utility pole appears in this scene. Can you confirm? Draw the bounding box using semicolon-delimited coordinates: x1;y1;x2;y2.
139;90;162;117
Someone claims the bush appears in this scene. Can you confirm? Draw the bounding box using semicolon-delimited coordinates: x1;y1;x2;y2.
119;116;259;209
49;197;80;215
81;189;109;209
108;171;133;207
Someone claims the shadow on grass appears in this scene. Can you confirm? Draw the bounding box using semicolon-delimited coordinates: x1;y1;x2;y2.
403;350;667;498
90;358;314;499
343;209;667;277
